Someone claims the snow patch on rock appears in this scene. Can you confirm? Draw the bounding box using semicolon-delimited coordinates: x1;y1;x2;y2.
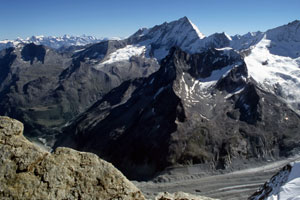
101;45;146;64
245;35;300;114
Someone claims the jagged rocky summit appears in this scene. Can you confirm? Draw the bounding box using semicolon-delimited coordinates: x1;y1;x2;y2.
0;116;144;200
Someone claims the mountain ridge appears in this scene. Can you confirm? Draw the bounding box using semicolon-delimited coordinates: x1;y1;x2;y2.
0;17;300;181
56;46;300;180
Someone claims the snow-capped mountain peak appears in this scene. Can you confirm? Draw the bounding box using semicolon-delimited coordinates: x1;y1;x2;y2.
126;17;205;59
182;16;205;39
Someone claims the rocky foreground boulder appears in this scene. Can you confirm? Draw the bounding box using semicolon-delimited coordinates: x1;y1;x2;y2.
0;116;144;200
0;116;217;200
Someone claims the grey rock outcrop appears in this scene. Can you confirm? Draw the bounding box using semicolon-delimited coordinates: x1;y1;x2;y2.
0;116;144;200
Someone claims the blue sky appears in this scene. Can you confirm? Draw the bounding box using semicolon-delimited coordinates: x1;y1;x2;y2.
1;0;299;40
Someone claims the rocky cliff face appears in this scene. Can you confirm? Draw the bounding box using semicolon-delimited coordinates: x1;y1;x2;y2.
0;116;144;200
56;47;300;180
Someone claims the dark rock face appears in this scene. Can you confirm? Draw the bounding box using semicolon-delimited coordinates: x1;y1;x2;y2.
55;47;300;180
216;61;248;93
234;84;261;124
0;48;17;85
201;32;232;49
57;50;183;179
21;43;46;64
187;48;241;79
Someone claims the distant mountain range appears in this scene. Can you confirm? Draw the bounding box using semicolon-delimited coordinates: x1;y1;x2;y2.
0;35;121;50
0;17;299;180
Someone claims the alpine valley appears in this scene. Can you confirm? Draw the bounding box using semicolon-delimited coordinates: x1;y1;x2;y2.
1;16;300;188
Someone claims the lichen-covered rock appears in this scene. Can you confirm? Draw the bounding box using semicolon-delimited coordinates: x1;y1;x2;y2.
155;191;218;200
0;116;145;200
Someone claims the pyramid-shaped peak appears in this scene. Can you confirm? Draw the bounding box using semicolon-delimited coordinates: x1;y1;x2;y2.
126;17;205;59
170;17;205;39
177;16;189;22
128;17;205;41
